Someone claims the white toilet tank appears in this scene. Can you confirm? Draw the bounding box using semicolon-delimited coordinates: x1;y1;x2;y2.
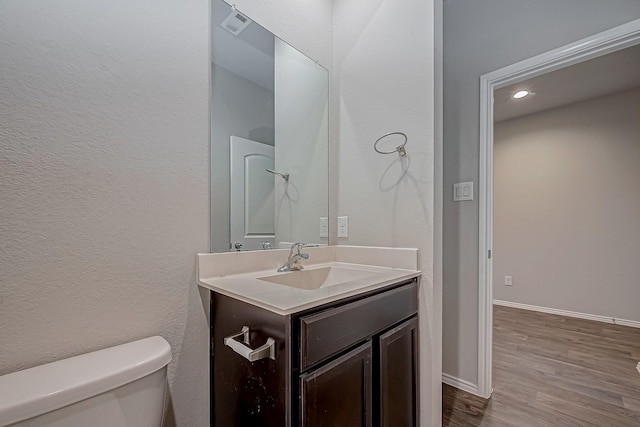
0;336;172;427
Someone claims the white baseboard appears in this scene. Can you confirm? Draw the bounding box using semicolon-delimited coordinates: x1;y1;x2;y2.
442;373;480;396
493;300;640;329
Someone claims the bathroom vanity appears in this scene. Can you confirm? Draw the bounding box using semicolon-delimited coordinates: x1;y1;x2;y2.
197;246;421;427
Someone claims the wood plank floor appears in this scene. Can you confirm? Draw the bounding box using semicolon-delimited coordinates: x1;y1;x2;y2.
443;306;640;426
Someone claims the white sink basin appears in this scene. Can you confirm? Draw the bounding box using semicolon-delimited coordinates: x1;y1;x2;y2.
258;266;379;290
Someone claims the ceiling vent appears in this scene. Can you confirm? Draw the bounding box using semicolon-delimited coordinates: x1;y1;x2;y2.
220;10;252;36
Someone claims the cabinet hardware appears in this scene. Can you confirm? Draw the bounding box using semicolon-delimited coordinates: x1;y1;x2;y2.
224;326;276;362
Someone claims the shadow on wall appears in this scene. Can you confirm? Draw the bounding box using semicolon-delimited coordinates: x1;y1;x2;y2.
163;395;177;427
275;180;300;241
163;279;211;427
378;150;432;246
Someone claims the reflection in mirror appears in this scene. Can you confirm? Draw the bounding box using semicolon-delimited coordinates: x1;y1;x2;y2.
210;0;329;253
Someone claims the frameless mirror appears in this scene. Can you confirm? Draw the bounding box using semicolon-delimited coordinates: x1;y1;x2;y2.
210;0;329;252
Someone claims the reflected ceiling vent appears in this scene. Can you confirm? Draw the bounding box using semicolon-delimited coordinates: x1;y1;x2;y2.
220;9;252;36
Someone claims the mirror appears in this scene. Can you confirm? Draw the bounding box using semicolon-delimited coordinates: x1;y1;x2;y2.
210;0;329;253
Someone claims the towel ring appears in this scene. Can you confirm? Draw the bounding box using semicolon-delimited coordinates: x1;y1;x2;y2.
374;132;408;157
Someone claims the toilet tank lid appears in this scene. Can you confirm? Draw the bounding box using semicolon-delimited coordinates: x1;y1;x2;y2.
0;336;172;427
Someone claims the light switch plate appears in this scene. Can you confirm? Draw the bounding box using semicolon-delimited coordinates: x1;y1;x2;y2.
319;217;328;238
453;181;474;201
337;216;349;238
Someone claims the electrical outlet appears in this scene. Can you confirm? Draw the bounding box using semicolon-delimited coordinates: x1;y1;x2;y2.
319;217;328;238
337;216;349;238
504;276;513;286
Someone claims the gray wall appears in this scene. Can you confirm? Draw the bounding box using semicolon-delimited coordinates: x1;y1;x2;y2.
210;64;274;253
493;88;640;322
443;0;640;386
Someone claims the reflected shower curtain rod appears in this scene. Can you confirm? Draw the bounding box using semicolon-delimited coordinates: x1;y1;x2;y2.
266;169;289;181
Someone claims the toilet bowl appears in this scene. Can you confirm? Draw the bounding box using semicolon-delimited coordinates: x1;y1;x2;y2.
0;336;172;427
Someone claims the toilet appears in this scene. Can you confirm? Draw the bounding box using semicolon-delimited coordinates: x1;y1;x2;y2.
0;336;172;427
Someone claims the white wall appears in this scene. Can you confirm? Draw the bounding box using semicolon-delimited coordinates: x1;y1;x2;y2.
493;88;640;322
0;0;210;425
211;64;274;252
231;0;333;71
443;0;640;387
274;39;329;247
333;0;441;425
0;0;443;424
0;0;333;426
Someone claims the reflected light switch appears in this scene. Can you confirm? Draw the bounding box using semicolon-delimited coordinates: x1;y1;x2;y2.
319;217;328;238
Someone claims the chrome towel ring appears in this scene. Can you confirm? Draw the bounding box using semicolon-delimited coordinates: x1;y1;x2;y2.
374;131;408;157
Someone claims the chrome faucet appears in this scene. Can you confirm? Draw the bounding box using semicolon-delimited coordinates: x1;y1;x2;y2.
277;243;309;272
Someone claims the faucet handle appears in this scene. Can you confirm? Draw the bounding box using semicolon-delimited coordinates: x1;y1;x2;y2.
290;242;307;254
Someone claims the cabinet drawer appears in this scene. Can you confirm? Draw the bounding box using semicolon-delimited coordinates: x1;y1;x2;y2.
299;282;417;371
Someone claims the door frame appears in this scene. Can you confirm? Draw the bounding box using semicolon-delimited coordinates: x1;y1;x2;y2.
477;18;640;398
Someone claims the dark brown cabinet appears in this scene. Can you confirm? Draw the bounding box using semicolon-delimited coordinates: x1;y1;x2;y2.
379;317;419;427
211;279;419;427
300;342;373;427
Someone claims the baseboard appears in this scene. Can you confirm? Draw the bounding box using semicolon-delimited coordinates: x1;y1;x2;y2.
493;300;640;329
442;373;480;396
613;318;640;328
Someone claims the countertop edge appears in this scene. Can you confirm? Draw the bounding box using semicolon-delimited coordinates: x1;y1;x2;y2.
197;269;422;315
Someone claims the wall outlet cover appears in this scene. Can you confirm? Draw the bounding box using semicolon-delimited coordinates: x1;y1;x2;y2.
337;216;349;238
504;276;513;286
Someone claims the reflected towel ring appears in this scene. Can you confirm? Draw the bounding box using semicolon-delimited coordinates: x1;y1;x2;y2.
374;132;408;157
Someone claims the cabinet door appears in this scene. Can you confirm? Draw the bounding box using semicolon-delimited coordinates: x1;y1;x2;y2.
379;317;419;427
300;342;373;427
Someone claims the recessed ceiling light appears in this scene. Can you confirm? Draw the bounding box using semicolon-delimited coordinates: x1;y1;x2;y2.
513;90;529;99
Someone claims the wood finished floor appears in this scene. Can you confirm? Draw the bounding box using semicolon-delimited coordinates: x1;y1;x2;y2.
443;306;640;426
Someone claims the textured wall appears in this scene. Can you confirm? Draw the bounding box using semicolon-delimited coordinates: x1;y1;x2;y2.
333;0;441;425
0;0;442;424
0;0;210;425
0;0;333;425
443;0;640;387
494;88;640;322
230;0;333;71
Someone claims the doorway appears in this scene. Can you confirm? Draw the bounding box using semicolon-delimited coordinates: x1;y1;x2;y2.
477;18;640;398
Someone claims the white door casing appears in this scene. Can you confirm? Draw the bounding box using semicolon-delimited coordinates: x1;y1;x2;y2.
477;18;640;399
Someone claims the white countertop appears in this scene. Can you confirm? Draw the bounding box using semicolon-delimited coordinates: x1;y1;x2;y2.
197;246;421;315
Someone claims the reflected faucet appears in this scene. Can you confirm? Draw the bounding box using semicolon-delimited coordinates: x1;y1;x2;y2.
277;243;309;272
